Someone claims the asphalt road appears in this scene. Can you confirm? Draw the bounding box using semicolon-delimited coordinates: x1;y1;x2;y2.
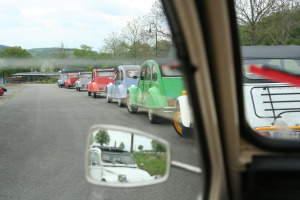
0;84;203;200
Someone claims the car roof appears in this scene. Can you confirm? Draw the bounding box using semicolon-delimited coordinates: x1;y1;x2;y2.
242;46;300;59
117;65;141;70
95;68;115;72
92;146;129;153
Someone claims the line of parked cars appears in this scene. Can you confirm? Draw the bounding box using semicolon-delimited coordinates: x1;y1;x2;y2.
57;60;192;138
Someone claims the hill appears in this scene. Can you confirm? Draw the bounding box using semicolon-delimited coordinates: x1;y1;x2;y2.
0;45;10;50
27;48;74;59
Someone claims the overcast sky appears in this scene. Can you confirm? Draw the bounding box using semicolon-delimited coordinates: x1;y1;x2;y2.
0;0;155;50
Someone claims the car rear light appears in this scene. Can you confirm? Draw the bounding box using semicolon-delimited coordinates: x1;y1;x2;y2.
167;99;176;106
258;131;271;137
98;86;106;91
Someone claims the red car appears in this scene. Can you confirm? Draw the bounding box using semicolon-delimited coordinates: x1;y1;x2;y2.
0;88;3;96
87;68;115;98
65;73;79;89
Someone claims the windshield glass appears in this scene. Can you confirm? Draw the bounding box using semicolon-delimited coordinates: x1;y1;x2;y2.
98;72;115;77
243;59;300;79
102;153;135;165
127;70;141;78
160;64;181;77
80;73;92;78
0;0;202;199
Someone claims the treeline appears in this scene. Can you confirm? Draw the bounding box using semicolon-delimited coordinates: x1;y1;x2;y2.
236;0;300;45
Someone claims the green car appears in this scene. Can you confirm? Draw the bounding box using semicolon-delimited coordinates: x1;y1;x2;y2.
126;60;184;124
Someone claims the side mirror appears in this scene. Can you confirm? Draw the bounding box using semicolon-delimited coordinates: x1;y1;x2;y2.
85;125;202;188
85;125;170;187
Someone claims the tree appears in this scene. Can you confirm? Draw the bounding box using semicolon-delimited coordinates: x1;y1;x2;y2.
0;46;32;58
122;18;148;61
40;61;54;73
260;0;300;45
102;32;129;58
73;44;98;59
235;0;276;45
119;142;125;150
138;145;143;151
55;43;68;59
151;140;166;152
95;130;110;146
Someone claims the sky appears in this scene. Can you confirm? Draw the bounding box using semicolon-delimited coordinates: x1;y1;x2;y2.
0;0;156;51
92;130;154;152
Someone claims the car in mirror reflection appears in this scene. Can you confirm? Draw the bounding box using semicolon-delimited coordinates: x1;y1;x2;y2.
85;125;175;187
89;146;158;183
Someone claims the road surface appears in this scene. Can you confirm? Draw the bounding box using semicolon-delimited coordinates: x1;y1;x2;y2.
0;84;203;200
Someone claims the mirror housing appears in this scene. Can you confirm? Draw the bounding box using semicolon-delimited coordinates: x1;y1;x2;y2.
85;124;171;188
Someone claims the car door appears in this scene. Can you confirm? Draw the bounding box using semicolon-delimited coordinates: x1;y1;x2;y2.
89;151;103;182
113;68;124;98
137;64;151;105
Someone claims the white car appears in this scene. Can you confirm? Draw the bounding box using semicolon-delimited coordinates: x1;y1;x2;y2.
75;72;92;91
89;146;154;183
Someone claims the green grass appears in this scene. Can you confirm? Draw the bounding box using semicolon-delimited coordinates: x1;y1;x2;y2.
133;152;167;176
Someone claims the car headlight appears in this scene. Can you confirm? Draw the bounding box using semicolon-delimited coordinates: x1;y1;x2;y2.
118;174;127;182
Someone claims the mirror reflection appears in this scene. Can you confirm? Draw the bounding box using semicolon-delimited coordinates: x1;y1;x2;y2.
87;128;168;185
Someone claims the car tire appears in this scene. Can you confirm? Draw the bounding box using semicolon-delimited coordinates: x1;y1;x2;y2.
107;95;112;103
148;109;159;124
173;111;192;138
88;91;91;96
78;88;81;91
126;94;138;114
93;92;97;98
118;98;125;107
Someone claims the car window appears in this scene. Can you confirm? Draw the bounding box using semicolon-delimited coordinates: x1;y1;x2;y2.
81;73;92;78
98;72;115;77
145;65;152;81
127;69;140;78
0;0;202;199
235;0;300;142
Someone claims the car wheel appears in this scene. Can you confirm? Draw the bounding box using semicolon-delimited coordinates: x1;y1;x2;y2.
78;88;81;91
88;91;91;96
148;109;159;124
173;111;192;138
118;98;125;107
107;95;112;103
126;94;138;114
173;111;184;137
93;92;97;98
106;88;112;103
